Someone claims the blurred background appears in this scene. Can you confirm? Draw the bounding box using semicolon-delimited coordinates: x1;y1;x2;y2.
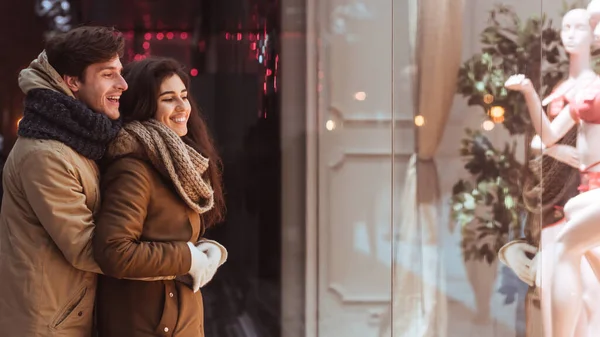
0;0;584;337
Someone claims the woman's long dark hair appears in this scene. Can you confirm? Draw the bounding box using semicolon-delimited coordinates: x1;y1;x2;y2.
119;56;225;227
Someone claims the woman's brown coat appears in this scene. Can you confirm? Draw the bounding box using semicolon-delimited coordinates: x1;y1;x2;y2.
93;151;206;337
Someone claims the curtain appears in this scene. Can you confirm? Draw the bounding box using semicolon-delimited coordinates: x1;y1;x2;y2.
382;0;465;336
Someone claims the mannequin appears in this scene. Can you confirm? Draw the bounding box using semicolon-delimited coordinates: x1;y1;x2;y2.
505;8;600;337
499;123;590;337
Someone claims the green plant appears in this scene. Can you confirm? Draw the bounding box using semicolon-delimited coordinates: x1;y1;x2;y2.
456;5;567;135
452;4;568;263
452;130;525;263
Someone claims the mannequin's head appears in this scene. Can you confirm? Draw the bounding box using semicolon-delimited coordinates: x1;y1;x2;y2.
561;8;593;55
587;0;600;42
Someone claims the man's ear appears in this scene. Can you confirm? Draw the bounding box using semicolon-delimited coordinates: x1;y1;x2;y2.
63;75;81;93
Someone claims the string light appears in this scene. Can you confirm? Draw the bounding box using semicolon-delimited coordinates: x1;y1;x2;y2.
354;92;366;101
414;115;425;126
127;26;278;122
483;94;494;104
489;106;505;118
492;115;505;123
326;120;336;131
482;120;495;131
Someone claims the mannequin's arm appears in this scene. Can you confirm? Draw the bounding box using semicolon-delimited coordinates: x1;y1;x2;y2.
523;88;575;147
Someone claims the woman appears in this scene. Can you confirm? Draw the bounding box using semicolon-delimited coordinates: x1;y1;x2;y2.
93;57;227;336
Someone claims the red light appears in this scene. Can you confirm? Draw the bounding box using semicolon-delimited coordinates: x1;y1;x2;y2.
166;32;174;40
144;33;152;40
143;42;150;49
180;32;188;39
225;32;230;40
250;42;256;50
156;33;164;40
266;69;272;76
134;54;143;61
237;33;242;41
190;68;198;77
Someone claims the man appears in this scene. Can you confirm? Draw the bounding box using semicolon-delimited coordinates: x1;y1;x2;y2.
0;26;127;336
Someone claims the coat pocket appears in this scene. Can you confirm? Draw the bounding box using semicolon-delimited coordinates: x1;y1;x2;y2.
50;285;88;329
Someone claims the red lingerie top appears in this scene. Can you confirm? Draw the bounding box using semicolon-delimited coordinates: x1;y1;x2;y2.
547;76;600;123
545;77;600;193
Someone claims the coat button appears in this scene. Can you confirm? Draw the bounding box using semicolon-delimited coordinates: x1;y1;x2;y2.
169;292;174;298
164;327;169;332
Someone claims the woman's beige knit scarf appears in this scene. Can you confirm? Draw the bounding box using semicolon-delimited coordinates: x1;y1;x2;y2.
117;119;214;214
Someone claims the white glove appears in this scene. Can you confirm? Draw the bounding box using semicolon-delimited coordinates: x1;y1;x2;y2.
186;242;209;292
195;240;228;287
197;239;228;265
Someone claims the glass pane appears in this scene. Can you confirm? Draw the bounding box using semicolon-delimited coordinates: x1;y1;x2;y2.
390;1;557;337
313;0;394;335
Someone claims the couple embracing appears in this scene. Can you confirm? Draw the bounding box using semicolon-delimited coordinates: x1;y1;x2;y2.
0;25;226;337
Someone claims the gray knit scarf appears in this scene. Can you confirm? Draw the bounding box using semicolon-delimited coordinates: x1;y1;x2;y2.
106;119;214;214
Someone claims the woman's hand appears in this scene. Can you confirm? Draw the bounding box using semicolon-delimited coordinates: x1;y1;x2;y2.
197;242;223;268
186;242;210;292
195;240;228;288
196;239;228;266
